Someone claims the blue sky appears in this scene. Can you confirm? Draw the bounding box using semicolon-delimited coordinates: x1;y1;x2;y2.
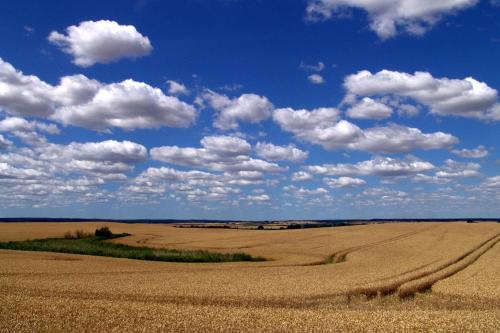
0;0;499;219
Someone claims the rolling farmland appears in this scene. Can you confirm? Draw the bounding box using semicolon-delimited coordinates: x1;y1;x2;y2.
0;221;499;332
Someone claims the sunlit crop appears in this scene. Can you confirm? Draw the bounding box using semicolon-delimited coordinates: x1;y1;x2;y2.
1;221;499;332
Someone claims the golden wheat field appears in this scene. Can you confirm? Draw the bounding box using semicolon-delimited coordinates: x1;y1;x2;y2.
0;221;499;332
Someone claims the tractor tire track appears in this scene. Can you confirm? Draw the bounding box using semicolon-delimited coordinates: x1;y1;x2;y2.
349;232;500;298
307;225;439;266
396;234;500;298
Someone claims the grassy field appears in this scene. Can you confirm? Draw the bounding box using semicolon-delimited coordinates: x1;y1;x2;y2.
0;235;263;263
0;221;499;332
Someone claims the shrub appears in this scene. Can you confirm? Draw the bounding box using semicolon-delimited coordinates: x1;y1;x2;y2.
257;225;265;230
64;230;92;239
64;231;74;239
75;230;92;239
95;226;112;239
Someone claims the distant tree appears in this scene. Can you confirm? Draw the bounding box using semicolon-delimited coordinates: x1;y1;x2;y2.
95;226;112;238
257;225;264;230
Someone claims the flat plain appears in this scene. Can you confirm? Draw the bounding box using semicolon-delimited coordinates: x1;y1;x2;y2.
0;221;499;332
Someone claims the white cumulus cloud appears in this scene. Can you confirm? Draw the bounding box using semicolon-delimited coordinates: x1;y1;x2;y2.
344;70;500;121
151;135;286;173
167;80;189;95
283;185;329;197
0;139;146;182
483;175;500;188
306;0;479;39
0;162;45;179
0;63;101;117
59;140;148;163
273;106;457;153
200;135;252;157
202;90;273;130
308;74;326;85
324;176;366;188
255;142;309;163
0;59;197;131
246;194;270;202
350;124;458;153
291;171;314;181
435;159;480;178
0;134;12;150
346;97;393;120
0;117;60;146
452;145;489;158
48;20;153;67
306;156;435;177
52;79;197;131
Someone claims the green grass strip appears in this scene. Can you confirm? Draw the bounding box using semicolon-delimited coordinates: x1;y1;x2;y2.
0;236;265;263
